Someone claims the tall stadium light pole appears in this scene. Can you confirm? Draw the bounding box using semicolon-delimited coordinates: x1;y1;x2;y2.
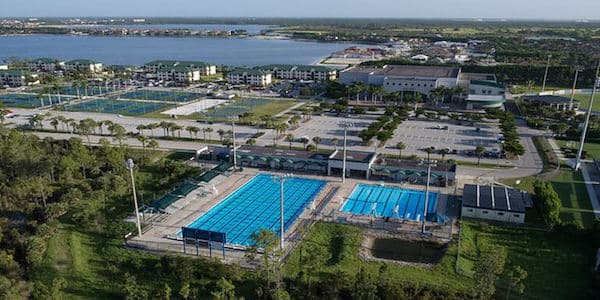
228;116;239;170
420;159;437;234
339;122;353;182
575;62;600;171
569;67;583;111
541;54;552;93
126;159;142;237
272;174;293;251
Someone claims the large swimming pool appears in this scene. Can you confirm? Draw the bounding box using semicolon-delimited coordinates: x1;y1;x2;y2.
341;184;438;222
186;174;327;246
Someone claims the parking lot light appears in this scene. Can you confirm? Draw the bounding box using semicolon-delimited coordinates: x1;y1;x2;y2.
419;159;437;234
339;121;354;182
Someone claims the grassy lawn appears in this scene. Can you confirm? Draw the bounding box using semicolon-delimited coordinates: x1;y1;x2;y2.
459;221;596;300
556;138;600;159
34;223;121;299
500;168;595;228
284;222;475;296
508;84;568;95
573;93;600;112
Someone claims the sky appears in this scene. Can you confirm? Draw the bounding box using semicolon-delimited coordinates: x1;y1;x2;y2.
1;0;599;20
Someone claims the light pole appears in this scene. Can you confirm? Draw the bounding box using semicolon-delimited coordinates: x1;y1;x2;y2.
569;67;583;111
272;173;293;251
228;116;238;170
575;62;600;171
541;54;552;93
126;159;142;237
420;159;437;234
339;121;354;182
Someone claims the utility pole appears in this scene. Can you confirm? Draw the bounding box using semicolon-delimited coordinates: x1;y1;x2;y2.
569;67;583;111
126;159;142;237
575;62;600;171
421;159;437;234
541;54;552;93
272;173;293;251
228;116;238;170
339;121;353;182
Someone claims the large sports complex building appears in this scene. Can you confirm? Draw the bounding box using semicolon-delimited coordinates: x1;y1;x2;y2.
339;64;506;109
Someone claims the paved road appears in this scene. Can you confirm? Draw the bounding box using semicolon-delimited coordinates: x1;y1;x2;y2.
9;108;542;180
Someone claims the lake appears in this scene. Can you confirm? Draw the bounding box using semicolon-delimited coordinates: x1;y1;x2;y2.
0;34;360;67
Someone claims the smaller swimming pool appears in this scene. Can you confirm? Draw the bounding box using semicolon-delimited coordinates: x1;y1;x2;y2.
341;184;438;222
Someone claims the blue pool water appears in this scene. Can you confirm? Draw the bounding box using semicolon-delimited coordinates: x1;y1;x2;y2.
341;184;438;222
186;174;327;246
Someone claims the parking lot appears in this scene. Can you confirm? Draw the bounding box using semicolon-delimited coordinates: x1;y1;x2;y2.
280;114;504;162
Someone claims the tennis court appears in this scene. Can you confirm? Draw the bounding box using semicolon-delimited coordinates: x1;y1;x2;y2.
341;184;439;222
185;174;327;246
0;93;76;108
200;98;282;119
117;90;204;103
30;85;124;97
62;99;172;116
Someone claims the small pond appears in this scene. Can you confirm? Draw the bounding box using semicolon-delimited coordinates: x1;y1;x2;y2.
370;238;447;264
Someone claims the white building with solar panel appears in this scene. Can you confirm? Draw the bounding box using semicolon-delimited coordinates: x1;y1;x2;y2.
461;184;530;224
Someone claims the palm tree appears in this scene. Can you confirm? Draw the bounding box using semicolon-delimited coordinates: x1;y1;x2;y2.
312;136;322;152
172;124;183;138
246;138;256;146
217;129;225;141
187;126;200;140
147;139;159;151
301;137;309;149
205;127;213;140
331;137;339;150
438;148;450;162
50;116;59;131
137;135;149;153
424;146;435;161
475;145;486;166
285;134;295;149
136;124;146;135
396;142;406;159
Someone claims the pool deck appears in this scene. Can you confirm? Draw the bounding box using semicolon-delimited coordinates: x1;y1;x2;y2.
126;168;457;265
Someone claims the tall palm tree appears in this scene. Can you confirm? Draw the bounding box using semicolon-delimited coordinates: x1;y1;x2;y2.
147;139;159;151
438;148;450;162
285;134;295;149
396;142;406;159
312;136;322;151
331;137;339;150
476;145;486;166
424;146;435;161
205;127;213;140
217;129;225;141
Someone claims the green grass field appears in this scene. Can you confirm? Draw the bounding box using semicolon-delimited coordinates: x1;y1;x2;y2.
500;168;594;228
556;139;600;159
571;93;600;112
458;221;596;300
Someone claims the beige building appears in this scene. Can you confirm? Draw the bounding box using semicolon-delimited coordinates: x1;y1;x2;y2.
227;68;272;87
0;70;39;87
157;66;201;83
28;58;64;72
64;59;103;74
144;60;217;76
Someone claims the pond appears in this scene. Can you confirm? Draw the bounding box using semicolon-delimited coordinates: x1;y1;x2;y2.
370;238;447;264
